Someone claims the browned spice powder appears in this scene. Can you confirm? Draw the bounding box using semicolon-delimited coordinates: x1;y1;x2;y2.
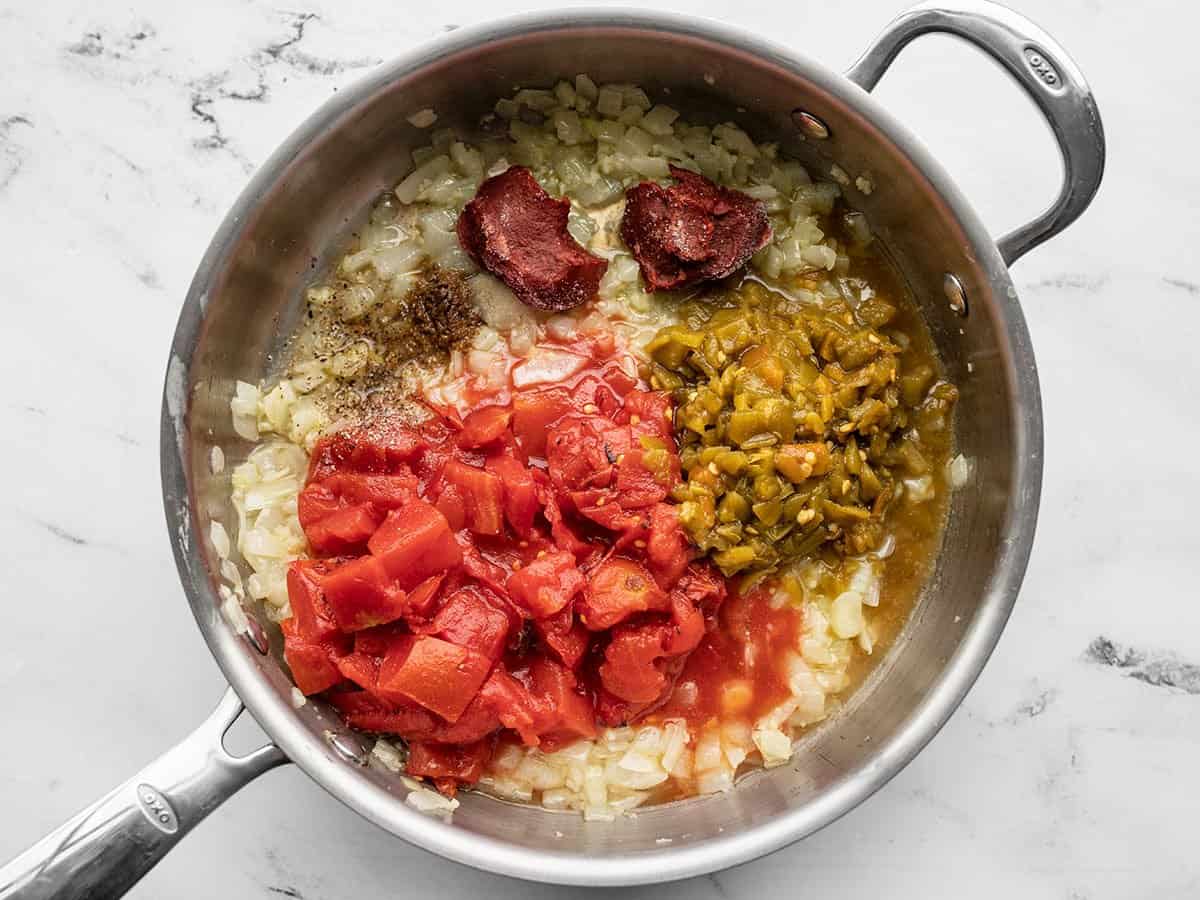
404;265;482;355
294;263;482;427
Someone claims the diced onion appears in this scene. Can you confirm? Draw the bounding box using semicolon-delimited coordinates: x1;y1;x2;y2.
406;108;437;128
209;521;231;559
948;453;972;489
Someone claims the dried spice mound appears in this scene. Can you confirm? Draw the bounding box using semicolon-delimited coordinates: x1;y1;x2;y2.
457;166;608;311
621;165;772;292
302;264;481;426
404;265;482;355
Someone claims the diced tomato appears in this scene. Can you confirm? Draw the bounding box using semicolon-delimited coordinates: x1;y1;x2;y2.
299;471;420;554
335;651;379;690
546;416;629;497
327;690;440;735
303;502;381;554
321;472;418;509
457;540;511;595
616;390;674;440
665;593;705;656
434;483;467;532
540;490;593;559
432;587;512;661
283;639;342;695
406;740;491;785
602;363;639;397
528;657;596;744
406;573;446;618
322;556;408;632
599;622;672;703
614;451;671;509
368;499;462;586
377;635;493;723
442;460;505;536
477;667;541;745
571;374;621;419
535;606;590;670
484;454;539;537
579;558;668;630
645;503;691;589
512;388;573;457
297;483;343;531
293;373;716;761
352;622;406;657
506;550;585;618
428;697;502;744
286;560;342;645
457;405;513;449
573;492;646;534
676;563;727;616
307;425;427;481
347;672;503;743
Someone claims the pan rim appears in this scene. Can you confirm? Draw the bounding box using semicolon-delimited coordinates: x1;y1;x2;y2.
161;6;1042;886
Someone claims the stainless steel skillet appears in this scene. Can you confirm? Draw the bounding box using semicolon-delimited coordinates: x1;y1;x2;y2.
0;2;1103;896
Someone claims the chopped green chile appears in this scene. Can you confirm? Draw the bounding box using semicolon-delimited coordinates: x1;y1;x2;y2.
647;278;958;578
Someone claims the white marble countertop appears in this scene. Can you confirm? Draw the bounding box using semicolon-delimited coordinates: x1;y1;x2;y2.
1;0;1197;897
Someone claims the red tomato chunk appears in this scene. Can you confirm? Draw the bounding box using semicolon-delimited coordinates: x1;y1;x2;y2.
506;551;585;618
322;556;409;632
280;376;731;795
457;405;512;449
441;461;505;536
406;741;491;789
431;587;512;661
378;636;493;723
579;558;667;630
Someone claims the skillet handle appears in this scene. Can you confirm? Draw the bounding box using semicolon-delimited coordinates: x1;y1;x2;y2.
0;690;286;900
845;0;1105;265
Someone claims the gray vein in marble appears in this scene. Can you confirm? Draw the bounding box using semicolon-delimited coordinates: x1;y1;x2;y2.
113;431;142;447
65;24;154;60
1009;687;1057;723
1023;273;1110;293
0;114;33;193
1163;277;1199;295
101;143;147;176
260;11;380;76
183;12;379;170
65;31;104;57
1085;636;1200;695
266;887;305;899
706;872;730;899
136;265;162;290
34;519;88;546
264;11;317;60
188;82;251;170
60;24;254;169
1036;726;1084;808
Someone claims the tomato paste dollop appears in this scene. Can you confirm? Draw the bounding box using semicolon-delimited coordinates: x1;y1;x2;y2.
457;165;609;311
281;367;725;794
620;165;772;292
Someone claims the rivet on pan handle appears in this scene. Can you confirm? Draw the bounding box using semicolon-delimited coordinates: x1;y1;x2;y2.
845;0;1106;265
0;690;286;900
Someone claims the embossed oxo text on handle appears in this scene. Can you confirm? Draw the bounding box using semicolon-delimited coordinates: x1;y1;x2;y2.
0;690;286;900
846;0;1106;265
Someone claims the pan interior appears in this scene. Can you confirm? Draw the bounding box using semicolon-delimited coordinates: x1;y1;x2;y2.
166;15;1035;877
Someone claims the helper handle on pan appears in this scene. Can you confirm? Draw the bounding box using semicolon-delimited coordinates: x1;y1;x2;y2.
0;690;286;900
845;0;1106;266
